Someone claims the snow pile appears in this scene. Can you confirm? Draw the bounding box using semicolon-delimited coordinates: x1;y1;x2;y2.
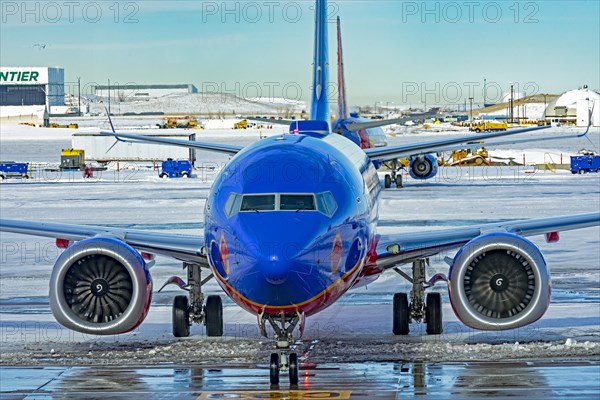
86;93;306;116
308;339;600;363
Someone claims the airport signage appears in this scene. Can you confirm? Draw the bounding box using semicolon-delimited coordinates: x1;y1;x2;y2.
0;67;48;85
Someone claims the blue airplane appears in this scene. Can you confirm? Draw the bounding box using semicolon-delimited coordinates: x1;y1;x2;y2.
259;17;588;189
1;0;599;386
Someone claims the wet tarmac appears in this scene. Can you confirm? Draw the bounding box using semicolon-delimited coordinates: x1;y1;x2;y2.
1;360;599;399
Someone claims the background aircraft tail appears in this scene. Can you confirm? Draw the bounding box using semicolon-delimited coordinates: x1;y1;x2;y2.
310;0;330;126
337;17;348;121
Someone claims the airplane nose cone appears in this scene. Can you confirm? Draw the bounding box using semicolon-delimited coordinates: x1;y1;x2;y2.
262;254;289;285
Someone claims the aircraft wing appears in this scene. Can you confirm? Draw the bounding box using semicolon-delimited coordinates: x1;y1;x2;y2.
451;128;592;150
0;219;207;265
342;117;415;132
364;125;550;162
376;213;600;269
246;117;293;126
99;131;244;156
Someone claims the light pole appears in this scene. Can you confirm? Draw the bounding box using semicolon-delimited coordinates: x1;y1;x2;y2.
108;78;111;116
509;82;514;125
483;78;487;107
469;97;474;130
77;77;81;117
542;94;548;124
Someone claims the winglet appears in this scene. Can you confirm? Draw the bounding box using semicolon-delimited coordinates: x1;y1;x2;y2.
577;101;595;139
102;103;117;133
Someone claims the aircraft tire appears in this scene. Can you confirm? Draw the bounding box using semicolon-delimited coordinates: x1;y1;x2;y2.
270;353;280;385
384;174;392;189
172;295;190;337
426;292;443;335
205;295;224;337
289;353;299;385
395;175;403;188
392;292;410;335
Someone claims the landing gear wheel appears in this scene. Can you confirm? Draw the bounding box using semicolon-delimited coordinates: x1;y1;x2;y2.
395;174;403;188
270;353;280;385
205;295;223;337
172;295;190;337
393;292;410;335
289;353;299;385
384;174;392;189
425;292;443;335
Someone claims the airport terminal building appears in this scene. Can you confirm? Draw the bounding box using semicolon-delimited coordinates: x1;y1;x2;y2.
0;67;65;118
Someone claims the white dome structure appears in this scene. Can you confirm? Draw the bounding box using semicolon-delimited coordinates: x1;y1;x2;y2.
545;86;600;127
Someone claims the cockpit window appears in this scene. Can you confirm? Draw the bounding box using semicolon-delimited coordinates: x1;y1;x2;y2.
225;192;337;217
280;194;316;211
240;195;276;211
224;193;242;217
316;192;338;217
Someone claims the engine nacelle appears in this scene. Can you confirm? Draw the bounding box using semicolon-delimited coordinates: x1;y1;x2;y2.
409;154;438;180
49;237;153;335
448;232;550;331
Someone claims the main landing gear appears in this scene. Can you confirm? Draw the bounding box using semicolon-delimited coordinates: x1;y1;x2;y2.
259;312;303;386
383;159;403;189
392;258;444;335
160;262;223;338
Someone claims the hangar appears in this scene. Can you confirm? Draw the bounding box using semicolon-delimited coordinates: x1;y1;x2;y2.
545;86;600;127
0;67;65;118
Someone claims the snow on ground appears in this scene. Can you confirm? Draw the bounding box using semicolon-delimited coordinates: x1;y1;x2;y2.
86;93;305;116
0;124;598;365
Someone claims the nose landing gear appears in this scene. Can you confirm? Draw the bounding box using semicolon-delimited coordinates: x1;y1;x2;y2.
260;312;303;385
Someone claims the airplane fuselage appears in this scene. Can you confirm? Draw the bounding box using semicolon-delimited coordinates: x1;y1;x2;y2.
204;133;381;316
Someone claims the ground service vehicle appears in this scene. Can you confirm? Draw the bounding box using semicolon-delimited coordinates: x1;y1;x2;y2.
0;162;29;180
159;159;192;178
571;154;600;174
470;121;508;132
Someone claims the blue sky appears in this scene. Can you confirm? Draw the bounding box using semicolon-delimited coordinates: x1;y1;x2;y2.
1;1;598;106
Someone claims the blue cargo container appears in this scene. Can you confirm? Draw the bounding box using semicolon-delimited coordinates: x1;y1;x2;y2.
571;155;600;174
0;162;29;180
159;159;192;178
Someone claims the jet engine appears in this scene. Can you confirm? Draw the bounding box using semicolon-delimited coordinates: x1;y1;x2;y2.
49;237;153;335
448;232;550;331
409;154;438;180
